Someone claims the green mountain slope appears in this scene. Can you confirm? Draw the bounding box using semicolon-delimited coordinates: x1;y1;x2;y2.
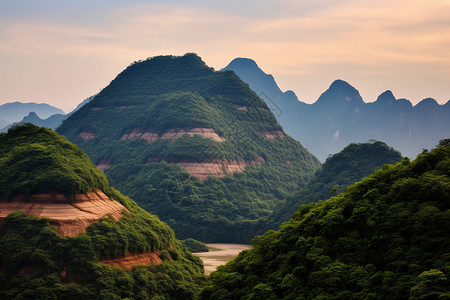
57;53;320;242
200;142;450;299
0;124;204;299
272;140;403;224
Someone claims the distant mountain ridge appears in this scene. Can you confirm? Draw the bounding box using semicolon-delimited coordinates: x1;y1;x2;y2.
224;58;450;161
0;96;95;132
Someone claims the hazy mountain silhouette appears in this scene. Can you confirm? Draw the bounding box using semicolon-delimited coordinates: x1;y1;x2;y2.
224;58;450;161
0;102;64;124
1;95;95;132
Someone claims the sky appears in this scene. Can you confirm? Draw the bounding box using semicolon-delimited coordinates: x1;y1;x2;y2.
0;0;449;112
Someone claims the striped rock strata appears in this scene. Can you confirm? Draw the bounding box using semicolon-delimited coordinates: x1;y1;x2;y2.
0;190;127;237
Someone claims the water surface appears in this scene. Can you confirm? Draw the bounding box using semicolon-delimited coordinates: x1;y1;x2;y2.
192;243;252;275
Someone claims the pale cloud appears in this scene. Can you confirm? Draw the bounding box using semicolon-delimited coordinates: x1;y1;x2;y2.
0;0;449;110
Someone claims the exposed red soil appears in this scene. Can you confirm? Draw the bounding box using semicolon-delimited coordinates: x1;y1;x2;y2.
99;251;167;270
97;160;111;170
172;157;265;181
234;105;248;111
121;127;225;143
261;131;285;139
79;131;95;142
0;190;127;237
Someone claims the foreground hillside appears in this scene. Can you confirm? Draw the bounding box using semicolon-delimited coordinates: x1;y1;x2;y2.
57;53;320;242
0;124;204;299
200;141;450;299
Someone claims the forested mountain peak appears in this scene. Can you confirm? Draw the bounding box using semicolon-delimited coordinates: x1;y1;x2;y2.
0;123;108;200
58;53;320;242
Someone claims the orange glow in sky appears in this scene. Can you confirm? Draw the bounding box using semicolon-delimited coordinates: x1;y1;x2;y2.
0;0;449;111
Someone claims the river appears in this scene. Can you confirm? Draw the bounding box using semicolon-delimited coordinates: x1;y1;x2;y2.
192;243;252;275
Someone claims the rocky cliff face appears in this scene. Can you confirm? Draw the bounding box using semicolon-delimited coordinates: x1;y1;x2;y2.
0;189;126;236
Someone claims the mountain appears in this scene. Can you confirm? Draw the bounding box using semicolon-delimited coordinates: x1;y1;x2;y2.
0;96;95;132
0;101;64;124
20;111;66;129
200;141;450;299
224;58;450;161
57;53;321;243
271;140;403;225
0;124;204;299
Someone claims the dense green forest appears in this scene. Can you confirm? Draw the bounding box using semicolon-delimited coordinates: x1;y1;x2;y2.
57;53;320;242
0;124;205;299
270;140;403;226
200;141;450;299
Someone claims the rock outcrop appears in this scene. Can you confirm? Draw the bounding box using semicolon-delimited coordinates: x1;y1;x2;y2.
234;105;248;111
0;189;127;236
99;251;166;270
121;127;225;143
261;131;285;139
79;131;95;141
97;160;111;170
172;157;265;181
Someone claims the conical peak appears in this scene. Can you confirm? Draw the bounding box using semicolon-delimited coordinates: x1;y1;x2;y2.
375;90;396;105
226;58;260;71
315;79;363;106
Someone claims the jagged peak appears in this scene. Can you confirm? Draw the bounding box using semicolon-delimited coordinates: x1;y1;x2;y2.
26;111;39;118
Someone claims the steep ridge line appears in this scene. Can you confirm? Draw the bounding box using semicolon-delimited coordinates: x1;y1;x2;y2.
0;190;127;237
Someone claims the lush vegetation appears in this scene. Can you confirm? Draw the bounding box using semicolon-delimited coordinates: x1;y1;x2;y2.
0;123;108;200
199;143;450;299
57;53;320;242
182;238;209;253
0;124;205;299
271;140;403;225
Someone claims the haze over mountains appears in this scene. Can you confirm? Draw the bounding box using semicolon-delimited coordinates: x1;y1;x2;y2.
224;58;450;161
0;96;94;132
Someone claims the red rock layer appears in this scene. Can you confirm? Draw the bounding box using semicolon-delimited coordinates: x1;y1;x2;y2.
234;105;248;111
0;190;127;237
99;251;164;270
97;160;111;170
261;131;285;139
79;131;95;141
172;157;265;181
121;128;225;143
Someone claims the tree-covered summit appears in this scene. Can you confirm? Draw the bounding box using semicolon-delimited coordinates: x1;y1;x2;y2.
0;123;108;200
57;53;320;242
200;142;450;299
271;140;403;224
